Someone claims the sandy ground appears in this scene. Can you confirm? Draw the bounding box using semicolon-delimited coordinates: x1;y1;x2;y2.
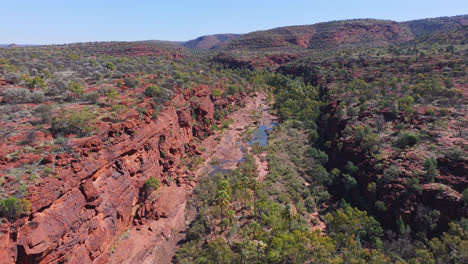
109;92;276;264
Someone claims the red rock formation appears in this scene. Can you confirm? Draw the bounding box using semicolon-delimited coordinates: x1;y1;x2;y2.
2;85;240;263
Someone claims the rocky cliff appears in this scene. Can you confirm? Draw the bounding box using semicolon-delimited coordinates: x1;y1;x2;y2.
0;85;244;264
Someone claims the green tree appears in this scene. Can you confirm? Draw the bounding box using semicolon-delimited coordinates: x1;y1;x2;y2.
249;178;259;218
199;238;235;264
216;180;232;224
26;76;46;88
240;175;250;209
398;95;414;115
281;203;298;232
325;203;383;248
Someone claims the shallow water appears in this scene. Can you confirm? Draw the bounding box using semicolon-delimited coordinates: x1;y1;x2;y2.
209;144;246;176
209;122;277;176
248;123;277;146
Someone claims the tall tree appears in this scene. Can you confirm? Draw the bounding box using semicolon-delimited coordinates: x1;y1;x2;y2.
216;180;231;224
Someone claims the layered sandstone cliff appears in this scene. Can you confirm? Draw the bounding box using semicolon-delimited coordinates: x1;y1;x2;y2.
0;85;243;264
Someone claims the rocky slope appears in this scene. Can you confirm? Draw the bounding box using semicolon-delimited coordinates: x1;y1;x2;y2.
0;84;246;264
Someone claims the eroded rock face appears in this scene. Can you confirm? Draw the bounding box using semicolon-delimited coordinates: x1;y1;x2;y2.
0;219;16;264
6;85;238;264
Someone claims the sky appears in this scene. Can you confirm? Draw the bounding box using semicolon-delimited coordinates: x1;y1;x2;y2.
0;0;467;44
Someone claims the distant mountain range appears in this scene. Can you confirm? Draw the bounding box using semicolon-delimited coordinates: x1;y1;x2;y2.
2;15;466;51
182;15;467;51
0;44;42;48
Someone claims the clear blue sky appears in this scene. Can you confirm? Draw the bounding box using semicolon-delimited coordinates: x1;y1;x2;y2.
1;0;466;44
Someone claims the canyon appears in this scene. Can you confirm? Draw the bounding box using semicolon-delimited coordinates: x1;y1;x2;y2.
0;14;466;264
0;85;251;263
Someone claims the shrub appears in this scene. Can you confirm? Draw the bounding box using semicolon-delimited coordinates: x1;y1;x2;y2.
144;85;161;97
105;88;119;101
423;158;437;182
444;147;466;161
83;92;100;104
307;148;328;165
50;109;95;136
226;85;240;95
26;76;46;89
124;77;139;88
68;81;84;96
309;164;333;186
144;176;161;190
32;104;54;123
143;176;161;197
2;88;31;104
407;177;422;195
380;165;400;184
211;88;222;97
398;95;414;114
395;131;419;148
0;197;31;219
344;161;359;175
375;201;387;212
30;91;45;103
463;188;468;205
105;62;115;71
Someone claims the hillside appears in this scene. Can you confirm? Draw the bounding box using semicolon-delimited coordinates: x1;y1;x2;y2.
222;19;414;51
403;15;468;37
182;33;240;50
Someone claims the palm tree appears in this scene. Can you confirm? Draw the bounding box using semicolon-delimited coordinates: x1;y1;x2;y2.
282;203;298;232
240;176;249;209
249;178;258;219
216;180;231;224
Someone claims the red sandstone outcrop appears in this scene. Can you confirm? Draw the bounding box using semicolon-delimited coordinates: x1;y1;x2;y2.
0;84;242;263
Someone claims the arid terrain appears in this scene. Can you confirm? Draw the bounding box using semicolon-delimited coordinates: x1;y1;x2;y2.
0;14;467;264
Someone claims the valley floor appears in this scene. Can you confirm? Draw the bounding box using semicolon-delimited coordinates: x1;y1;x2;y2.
109;92;275;264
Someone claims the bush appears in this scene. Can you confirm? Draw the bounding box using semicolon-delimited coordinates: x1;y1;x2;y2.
307;148;328;165
50;109;95;136
32;104;54;123
423;158;437;182
381;165;400;184
144;176;161;190
30;91;45;103
2;88;31;104
26;76;46;88
68;81;84;96
0;197;31;219
143;176;161;197
124;77;139;88
105;88;119;101
395;131;419;148
211;88;222;97
144;85;161;97
444;147;466;161
105;62;115;71
463;188;468;205
375;201;387;211
83;92;100;104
